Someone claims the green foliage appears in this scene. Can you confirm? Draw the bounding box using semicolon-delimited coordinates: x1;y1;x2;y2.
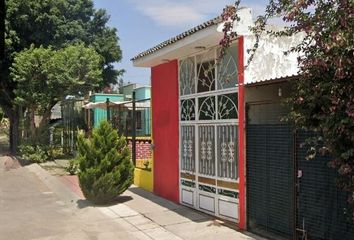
10;44;102;141
19;144;50;163
18;123;64;163
2;0;123;151
11;46;54;112
66;158;79;175
0;118;9;136
19;141;63;163
76;121;134;204
0;108;4;121
11;44;102;111
5;0;122;86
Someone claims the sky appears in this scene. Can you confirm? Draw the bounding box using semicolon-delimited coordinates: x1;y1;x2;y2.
92;0;268;85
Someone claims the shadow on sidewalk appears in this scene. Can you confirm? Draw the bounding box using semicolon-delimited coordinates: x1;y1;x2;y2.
0;134;33;168
128;186;238;230
76;195;133;209
0;134;26;171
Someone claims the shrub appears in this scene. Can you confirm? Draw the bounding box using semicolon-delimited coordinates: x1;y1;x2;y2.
19;143;63;163
0;118;9;136
19;144;50;163
66;158;79;175
76;121;134;204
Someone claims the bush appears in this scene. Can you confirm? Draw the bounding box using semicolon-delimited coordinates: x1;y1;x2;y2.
66;158;79;175
0;118;9;136
19;144;50;163
76;121;134;204
19;143;63;163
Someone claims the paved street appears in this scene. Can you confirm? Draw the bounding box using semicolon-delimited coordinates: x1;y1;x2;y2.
0;142;263;240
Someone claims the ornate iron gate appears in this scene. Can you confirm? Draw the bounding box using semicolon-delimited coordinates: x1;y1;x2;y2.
179;45;240;221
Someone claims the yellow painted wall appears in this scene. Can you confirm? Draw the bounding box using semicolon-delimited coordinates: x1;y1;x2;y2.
130;108;154;192
134;168;153;192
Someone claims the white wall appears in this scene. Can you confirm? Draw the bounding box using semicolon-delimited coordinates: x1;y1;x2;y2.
244;32;304;84
217;7;304;85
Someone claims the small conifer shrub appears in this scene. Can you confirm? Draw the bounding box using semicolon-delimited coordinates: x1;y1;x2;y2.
76;121;134;204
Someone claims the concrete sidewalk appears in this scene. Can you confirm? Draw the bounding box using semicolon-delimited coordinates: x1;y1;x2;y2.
0;156;147;240
47;163;264;240
1;155;264;240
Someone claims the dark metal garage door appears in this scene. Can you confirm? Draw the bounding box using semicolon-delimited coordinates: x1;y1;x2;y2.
246;102;354;240
296;131;354;240
246;102;295;239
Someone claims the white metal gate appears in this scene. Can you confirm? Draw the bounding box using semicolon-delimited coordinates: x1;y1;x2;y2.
179;45;240;221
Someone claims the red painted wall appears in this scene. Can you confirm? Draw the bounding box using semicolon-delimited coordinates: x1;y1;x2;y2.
238;36;246;229
151;60;179;203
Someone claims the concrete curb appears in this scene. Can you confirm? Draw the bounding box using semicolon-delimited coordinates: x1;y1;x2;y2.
26;163;80;206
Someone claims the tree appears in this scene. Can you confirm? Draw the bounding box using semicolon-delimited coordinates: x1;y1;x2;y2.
11;44;102;141
0;0;4;82
2;0;123;152
76;121;134;204
221;0;353;219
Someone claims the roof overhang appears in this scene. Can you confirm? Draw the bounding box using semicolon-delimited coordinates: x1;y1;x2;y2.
132;25;223;68
245;75;299;87
131;7;254;68
83;101;150;110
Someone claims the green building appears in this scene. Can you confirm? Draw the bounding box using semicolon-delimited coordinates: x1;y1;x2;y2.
89;93;124;128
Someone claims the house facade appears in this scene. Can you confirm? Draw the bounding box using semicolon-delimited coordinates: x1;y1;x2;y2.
131;7;298;230
132;8;353;240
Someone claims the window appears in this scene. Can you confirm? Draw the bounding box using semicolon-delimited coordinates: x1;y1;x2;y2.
136;111;142;130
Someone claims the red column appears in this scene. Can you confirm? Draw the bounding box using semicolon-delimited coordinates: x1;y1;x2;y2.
238;36;246;229
151;60;180;203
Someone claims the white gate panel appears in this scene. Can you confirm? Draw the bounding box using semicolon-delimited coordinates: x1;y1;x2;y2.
181;189;194;206
219;199;238;220
199;194;215;213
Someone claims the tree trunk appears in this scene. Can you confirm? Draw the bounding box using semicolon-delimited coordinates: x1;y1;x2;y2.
36;103;57;144
38;108;52;130
7;109;20;154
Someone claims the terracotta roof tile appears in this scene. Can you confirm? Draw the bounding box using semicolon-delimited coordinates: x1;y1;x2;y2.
131;16;222;61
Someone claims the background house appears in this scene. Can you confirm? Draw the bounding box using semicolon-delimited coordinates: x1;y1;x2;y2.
89;93;124;128
82;85;153;192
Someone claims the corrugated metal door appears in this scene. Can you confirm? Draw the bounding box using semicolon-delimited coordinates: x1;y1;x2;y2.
296;131;354;240
246;103;295;239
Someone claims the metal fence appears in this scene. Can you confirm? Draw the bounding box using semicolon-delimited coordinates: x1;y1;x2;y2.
107;93;151;165
61;98;86;154
108;99;151;138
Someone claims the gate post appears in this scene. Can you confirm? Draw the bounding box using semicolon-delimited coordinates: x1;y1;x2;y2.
106;98;110;121
132;92;136;166
238;35;246;230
